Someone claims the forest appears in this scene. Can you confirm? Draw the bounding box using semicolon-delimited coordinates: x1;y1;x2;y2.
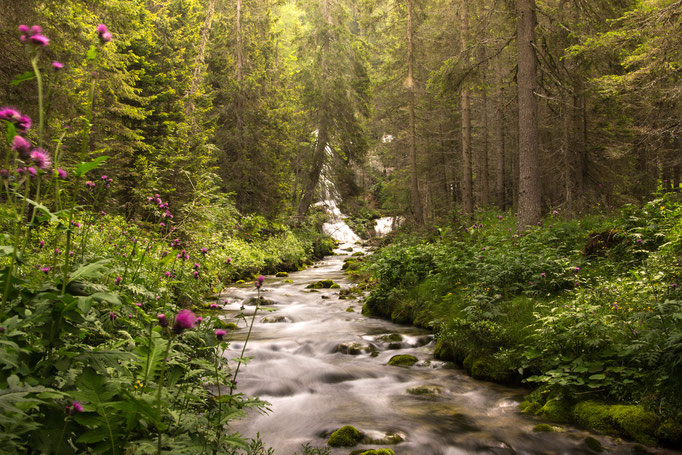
0;0;681;453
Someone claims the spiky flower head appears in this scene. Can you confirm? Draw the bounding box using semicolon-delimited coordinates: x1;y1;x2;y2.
56;168;68;179
30;148;51;170
157;314;169;328
172;309;197;333
11;136;31;158
215;329;227;340
52;61;64;71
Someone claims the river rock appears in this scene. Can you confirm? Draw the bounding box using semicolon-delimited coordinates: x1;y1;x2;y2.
387;354;418;367
361;431;405;445
327;425;363;447
260;315;290;323
350;450;395;455
243;296;277;306
275;271;288;277
306;279;341;289
335;342;378;355
377;333;403;342
407;385;442;396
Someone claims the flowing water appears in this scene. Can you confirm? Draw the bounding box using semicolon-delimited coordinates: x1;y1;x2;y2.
220;241;678;455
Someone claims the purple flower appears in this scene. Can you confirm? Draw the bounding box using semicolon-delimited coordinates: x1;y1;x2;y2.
40;266;50;274
52;61;64;71
497;215;503;220
39;240;45;248
574;267;580;272
540;272;546;278
636;238;642;243
215;329;227;340
30;25;42;34
164;271;171;278
28;34;50;47
157;314;169;328
11;136;31;157
225;258;232;264
70;401;84;414
224;299;229;304
193;271;199;279
672;283;678;288
114;276;122;285
18;25;29;34
201;248;208;255
135;302;143;307
552;210;558;215
173;309;197;333
196;316;202;324
26;167;37;177
210;303;219;309
97;23;112;44
193;263;200;269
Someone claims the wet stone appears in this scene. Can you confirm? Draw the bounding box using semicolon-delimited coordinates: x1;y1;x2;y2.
407;385;442;397
260;315;291;323
243;296;277;306
387;354;418;367
335;342;379;356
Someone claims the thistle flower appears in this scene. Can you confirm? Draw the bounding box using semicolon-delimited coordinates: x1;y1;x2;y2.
172;309;197;333
0;108;30;131
18;25;29;34
11;136;31;157
215;329;227;340
52;61;64;71
40;266;50;274
109;312;118;320
201;248;208;255
209;303;219;309
26;167;37;177
96;24;112;43
30;148;51;169
69;401;84;414
39;240;45;248
56;168;67;179
157;314;169;328
114;276;122;285
540;272;546;278
28;34;50;47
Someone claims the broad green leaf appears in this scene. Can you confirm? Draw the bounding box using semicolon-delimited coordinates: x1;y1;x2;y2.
74;155;109;177
3;120;17;144
10;71;36;86
68;259;111;284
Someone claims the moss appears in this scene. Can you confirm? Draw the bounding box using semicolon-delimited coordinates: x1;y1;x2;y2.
387;354;418;367
518;400;542;414
346;307;355;312
351;251;365;257
283;279;293;283
378;333;403;342
407;385;441;396
275;271;288;277
532;424;563;432
327;425;362;447
573;401;658;445
583;437;603;453
330;283;341;289
656;418;682;446
433;338;454;361
536;396;574;423
306;279;339;289
359;450;395;455
235;280;245;284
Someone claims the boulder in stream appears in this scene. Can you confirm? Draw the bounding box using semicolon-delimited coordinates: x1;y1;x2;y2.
243;296;277;306
275;271;288;277
306;279;341;289
260;315;290;323
327;425;363;447
335;342;378;356
350;449;396;455
387;354;418;367
407;385;442;397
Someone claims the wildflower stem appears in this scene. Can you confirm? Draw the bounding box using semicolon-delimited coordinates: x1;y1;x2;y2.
230;287;260;395
156;335;173;455
29;55;44;148
0;178;30;320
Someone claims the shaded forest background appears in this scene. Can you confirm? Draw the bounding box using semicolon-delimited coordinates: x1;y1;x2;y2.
1;0;680;225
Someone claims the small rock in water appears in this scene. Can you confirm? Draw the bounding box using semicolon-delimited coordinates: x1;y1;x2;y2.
532;423;565;433
407;385;441;396
387;354;418;367
335;342;378;356
361;431;406;445
243;296;276;306
260;315;290;323
306;279;341;289
377;333;403;342
275;271;288;277
327;425;363;447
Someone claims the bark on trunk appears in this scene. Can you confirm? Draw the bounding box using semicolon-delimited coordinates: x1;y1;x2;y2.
185;0;215;119
494;55;505;210
479;45;490;207
460;0;473;214
407;0;424;224
516;0;541;229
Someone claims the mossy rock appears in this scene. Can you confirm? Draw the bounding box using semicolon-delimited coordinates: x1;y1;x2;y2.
306;279;339;289
283;279;293;284
351;251;365;257
235;280;245;284
327;425;363;447
518;400;542;414
387;354;418;367
335;342;378;356
656;418;682;446
463;354;515;384
354;449;396;455
346;307;355;312
213;320;239;330
275;271;288;277
377;333;403;343
433;338;454;361
331;283;341;289
573;401;658;445
537;397;574;423
532;424;564;432
407;385;441;396
243;296;276;306
583;437;603;453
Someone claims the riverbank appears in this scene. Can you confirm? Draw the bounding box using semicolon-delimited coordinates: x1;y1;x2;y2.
356;195;682;449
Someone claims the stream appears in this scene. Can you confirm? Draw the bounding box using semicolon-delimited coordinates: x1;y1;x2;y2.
220;240;677;455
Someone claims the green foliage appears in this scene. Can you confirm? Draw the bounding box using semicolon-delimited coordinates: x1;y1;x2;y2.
363;197;682;438
327;425;363;447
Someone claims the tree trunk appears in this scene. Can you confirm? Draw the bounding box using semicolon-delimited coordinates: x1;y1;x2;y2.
460;0;473;214
494;54;505;210
236;0;243;83
479;46;490;207
516;0;541;229
407;0;424;224
297;121;329;217
185;0;215;119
